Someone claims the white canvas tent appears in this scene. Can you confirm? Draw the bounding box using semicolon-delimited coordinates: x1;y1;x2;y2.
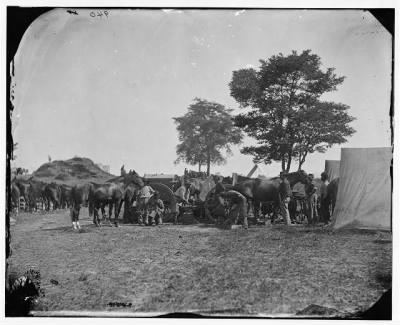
332;148;392;231
325;160;340;182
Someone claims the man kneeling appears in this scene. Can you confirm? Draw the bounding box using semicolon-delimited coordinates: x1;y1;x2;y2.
219;190;248;230
145;191;165;226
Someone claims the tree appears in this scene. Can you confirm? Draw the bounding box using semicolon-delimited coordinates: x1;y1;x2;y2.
229;50;355;172
174;98;243;175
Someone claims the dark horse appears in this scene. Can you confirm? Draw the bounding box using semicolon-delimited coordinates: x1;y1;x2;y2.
88;171;144;227
230;171;311;221
70;183;92;227
15;181;31;211
60;184;72;209
122;183;141;223
27;178;46;212
43;183;61;210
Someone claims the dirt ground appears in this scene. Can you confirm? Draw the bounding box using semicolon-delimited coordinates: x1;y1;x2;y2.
8;208;392;317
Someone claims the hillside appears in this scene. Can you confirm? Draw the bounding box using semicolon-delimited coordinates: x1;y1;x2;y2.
31;157;115;185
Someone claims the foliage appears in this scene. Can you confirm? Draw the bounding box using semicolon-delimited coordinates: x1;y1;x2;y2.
230;50;356;171
15;167;29;175
174;98;243;175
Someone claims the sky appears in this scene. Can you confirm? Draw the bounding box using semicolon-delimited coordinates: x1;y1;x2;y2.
11;8;392;177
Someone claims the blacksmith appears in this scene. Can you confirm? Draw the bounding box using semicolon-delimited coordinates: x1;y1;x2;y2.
279;171;292;225
145;191;165;226
139;180;155;203
138;180;156;225
320;172;330;224
219;190;248;229
174;181;190;224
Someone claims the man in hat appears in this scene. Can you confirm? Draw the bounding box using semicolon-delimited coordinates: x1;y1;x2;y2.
219;190;248;229
145;191;165;226
138;180;156;225
320;172;330;224
173;180;191;224
279;171;292;225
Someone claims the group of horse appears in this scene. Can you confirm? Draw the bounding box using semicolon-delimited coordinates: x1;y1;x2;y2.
203;171;340;224
10;169;340;228
10;171;145;227
11;179;71;213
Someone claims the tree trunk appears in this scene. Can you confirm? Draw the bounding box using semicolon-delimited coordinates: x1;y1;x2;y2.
281;155;286;172
297;152;307;171
286;153;292;173
206;149;211;176
198;161;202;172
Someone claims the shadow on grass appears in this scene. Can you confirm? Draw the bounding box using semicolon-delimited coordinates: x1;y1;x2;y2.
40;224;101;233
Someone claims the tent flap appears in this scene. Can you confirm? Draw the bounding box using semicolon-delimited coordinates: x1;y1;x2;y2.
333;148;392;231
325;160;340;182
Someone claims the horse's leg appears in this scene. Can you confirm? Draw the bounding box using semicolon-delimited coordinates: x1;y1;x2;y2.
108;203;113;225
114;199;123;227
71;206;77;230
271;200;280;224
100;204;107;224
94;203;101;226
76;205;81;229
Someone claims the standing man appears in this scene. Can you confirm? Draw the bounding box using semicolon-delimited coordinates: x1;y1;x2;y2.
320;172;330;224
138;180;156;225
219;190;248;229
145;191;165;226
306;174;319;224
279;171;292;225
174;180;190;224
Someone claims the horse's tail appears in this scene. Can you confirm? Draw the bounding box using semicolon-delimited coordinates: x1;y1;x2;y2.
88;196;94;217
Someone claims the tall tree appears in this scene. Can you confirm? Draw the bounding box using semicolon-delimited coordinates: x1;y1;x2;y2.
229;50;355;172
174;98;243;175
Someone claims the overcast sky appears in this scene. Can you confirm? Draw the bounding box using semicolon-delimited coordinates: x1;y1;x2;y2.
12;9;392;177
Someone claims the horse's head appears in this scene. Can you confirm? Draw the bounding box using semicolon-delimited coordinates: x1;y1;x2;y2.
287;170;311;187
122;170;144;188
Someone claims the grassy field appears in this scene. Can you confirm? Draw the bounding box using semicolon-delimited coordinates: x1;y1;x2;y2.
8;208;392;317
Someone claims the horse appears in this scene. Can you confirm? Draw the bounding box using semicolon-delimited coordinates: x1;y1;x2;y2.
70;183;92;229
186;176;216;202
88;171;144;227
122;184;140;223
27;179;46;212
43;183;61;210
15;181;31;211
60;184;72;209
230;171;311;222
